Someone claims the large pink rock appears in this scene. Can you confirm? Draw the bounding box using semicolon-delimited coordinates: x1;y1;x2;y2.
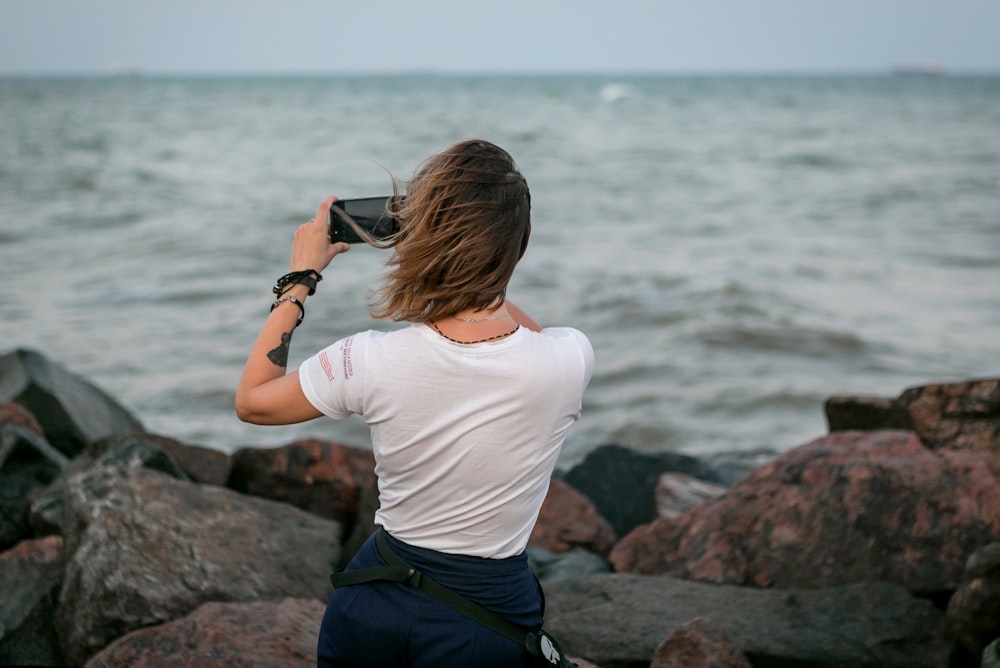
227;438;375;528
826;377;1000;471
530;477;617;558
85;597;326;668
610;431;1000;595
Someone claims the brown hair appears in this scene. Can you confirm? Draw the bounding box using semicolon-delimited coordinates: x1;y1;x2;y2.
370;139;531;323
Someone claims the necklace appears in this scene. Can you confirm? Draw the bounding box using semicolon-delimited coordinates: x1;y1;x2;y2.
430;321;520;344
453;311;512;323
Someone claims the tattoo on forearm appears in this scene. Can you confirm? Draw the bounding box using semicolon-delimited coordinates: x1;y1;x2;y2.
266;331;293;368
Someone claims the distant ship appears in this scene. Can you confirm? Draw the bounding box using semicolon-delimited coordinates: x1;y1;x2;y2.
891;62;945;76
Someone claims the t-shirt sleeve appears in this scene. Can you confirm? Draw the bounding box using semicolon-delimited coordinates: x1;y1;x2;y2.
298;331;370;419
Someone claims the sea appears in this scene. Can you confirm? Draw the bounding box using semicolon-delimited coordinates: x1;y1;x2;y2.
2;73;998;471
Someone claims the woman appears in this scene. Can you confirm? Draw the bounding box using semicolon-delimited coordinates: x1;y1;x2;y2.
235;139;593;667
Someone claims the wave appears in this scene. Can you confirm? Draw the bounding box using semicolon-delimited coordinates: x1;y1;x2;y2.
696;323;869;357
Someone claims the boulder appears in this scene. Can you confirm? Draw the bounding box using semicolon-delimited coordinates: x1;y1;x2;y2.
947;542;1000;666
85;597;326;668
56;466;341;664
227;438;375;533
985;638;1000;668
28;432;193;537
0;535;66;667
338;475;380;569
1;402;68;548
654;473;726;520
826;377;1000;469
543;573;950;668
0;348;144;457
610;431;1000;596
651;617;752;668
530;477;617;558
561;444;725;538
528;546;610;585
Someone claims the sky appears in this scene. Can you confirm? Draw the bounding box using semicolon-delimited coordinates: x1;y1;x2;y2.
1;0;998;76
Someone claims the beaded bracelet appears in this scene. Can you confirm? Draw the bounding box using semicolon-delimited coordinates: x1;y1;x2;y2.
270;295;305;328
273;269;323;296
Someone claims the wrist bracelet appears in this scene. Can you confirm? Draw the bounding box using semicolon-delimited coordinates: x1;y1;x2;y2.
270;295;305;328
274;269;322;296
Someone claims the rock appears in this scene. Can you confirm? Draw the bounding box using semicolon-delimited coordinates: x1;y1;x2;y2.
27;432;194;537
0;348;144;457
544;573;950;668
984;638;1000;668
561;444;725;538
85;597;326;668
338;475;380;569
0;535;66;667
227;438;375;533
610;431;1000;597
825;395;912;432
1;403;69;548
947;542;1000;667
156;435;232;486
655;473;726;520
530;477;617;558
55;466;341;664
651;617;752;668
528;546;610;585
826;377;1000;470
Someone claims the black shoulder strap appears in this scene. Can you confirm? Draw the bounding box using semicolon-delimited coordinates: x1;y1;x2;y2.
329;529;577;666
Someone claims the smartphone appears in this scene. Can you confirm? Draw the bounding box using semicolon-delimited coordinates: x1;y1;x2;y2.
329;196;401;244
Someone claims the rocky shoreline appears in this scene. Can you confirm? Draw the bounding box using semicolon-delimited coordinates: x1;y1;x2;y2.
1;347;998;667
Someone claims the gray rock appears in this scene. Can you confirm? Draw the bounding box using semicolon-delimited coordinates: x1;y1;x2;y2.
0;348;144;457
0;408;68;548
0;535;67;667
528;546;610;585
28;432;192;537
561;444;725;537
55;466;341;665
543;573;951;668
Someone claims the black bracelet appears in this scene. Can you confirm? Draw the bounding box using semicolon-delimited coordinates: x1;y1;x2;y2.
273;269;322;296
270;295;305;328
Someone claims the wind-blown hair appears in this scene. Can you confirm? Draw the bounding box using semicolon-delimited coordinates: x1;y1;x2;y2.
371;139;531;323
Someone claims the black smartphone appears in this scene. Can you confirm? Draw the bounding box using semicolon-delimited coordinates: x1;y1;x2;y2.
329;196;401;244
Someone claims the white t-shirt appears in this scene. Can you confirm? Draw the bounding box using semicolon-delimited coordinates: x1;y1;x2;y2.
299;323;594;558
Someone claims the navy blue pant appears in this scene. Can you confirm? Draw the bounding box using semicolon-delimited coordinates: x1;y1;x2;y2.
318;530;543;667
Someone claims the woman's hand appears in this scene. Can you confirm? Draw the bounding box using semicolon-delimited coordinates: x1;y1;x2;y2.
290;196;351;274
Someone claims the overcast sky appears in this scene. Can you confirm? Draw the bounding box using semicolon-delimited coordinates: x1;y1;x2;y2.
2;0;998;75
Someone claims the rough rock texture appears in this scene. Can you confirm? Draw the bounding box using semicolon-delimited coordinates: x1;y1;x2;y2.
0;348;144;457
85;597;326;668
655;473;727;520
650;617;752;668
56;466;341;665
1;402;69;548
227;438;375;533
947;542;1000;667
544;573;950;668
528;546;610;585
562;444;725;538
611;431;1000;596
0;535;66;667
28;432;193;537
826;377;1000;469
530;477;617;558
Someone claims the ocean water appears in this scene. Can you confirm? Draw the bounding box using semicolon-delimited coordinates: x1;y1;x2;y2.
2;74;998;468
